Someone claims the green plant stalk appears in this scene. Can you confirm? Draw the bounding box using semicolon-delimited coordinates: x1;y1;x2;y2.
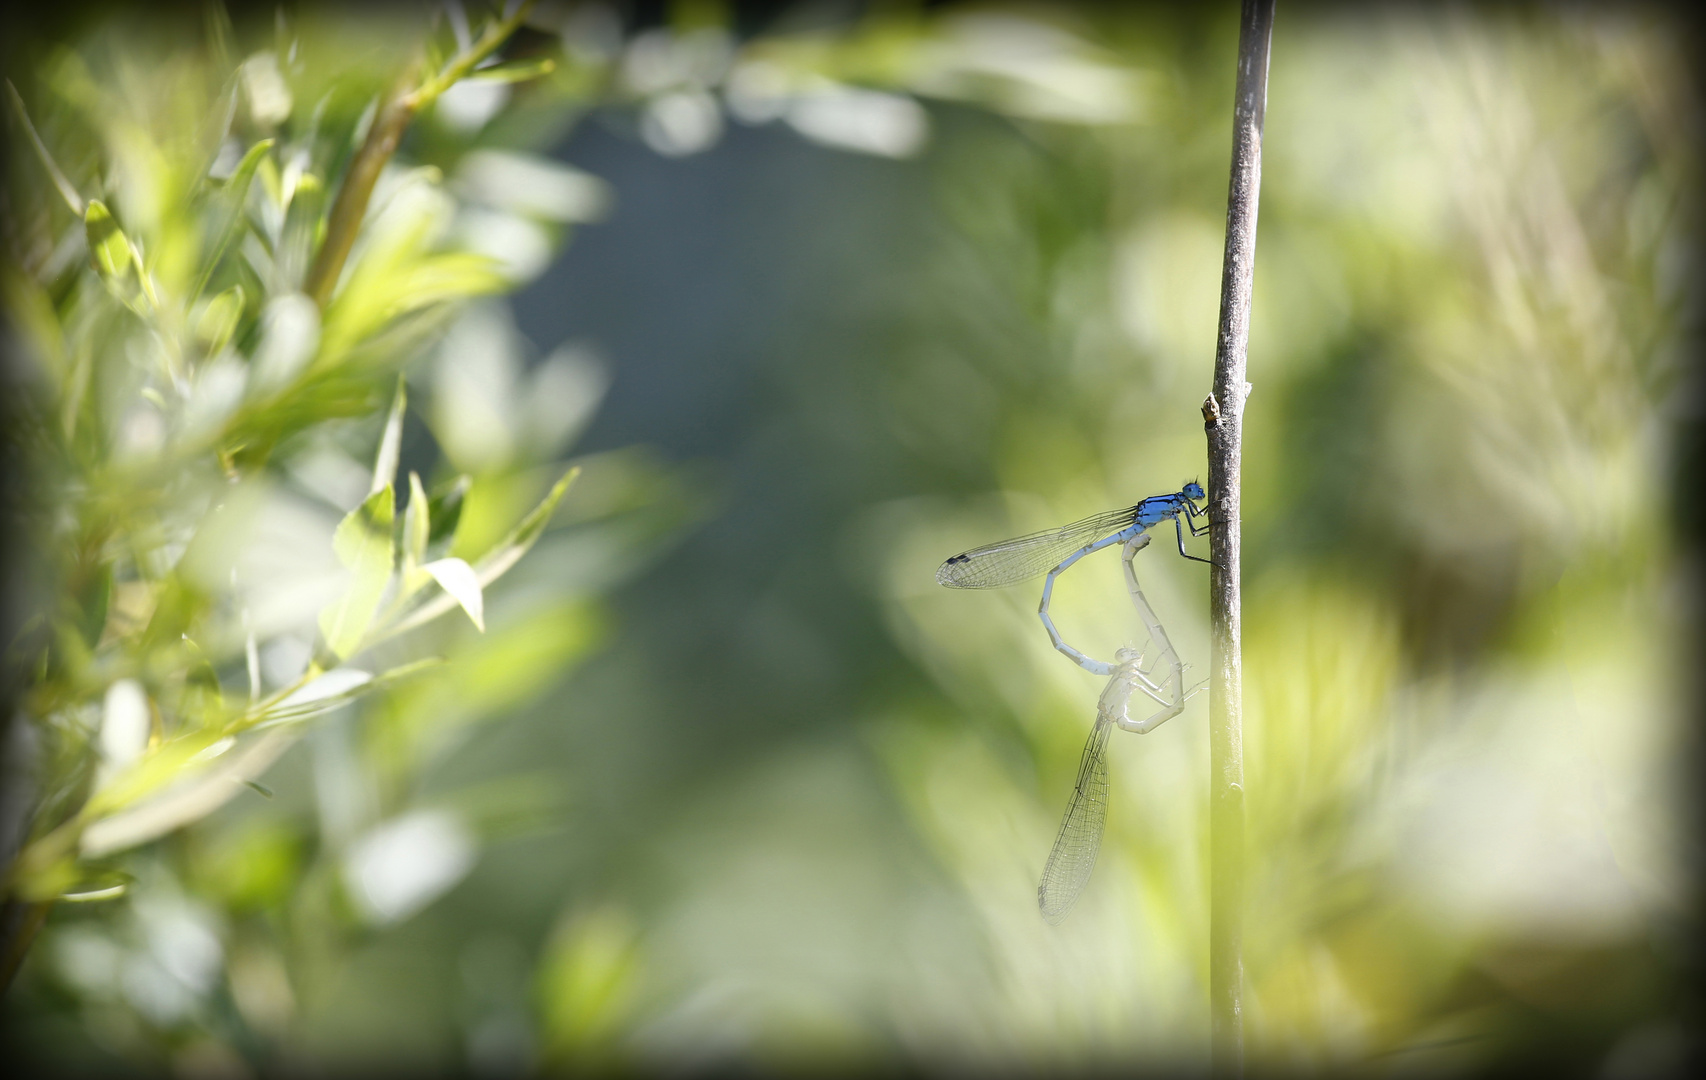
303;0;537;308
1205;0;1273;1074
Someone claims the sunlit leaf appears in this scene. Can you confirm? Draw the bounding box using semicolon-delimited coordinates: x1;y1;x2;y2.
194;284;245;356
80;728;298;856
380;468;578;640
372;376;407;496
254;658;443;728
193;137;274;298
422;557;484;631
61;869;135;903
404;471;431;574
84;726;236;819
84;199;134;281
317;485;397;661
472;466;580;582
388;253;509;317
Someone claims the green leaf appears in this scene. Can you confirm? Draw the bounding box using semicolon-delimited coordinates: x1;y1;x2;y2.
254;657;443;728
404;471;431;573
6;78;85;215
467;56;557;84
376;468;579;642
194;285;245;357
472;466;580;583
317;485;397;660
372;376;407;496
388;253;509;318
322;253;506;367
84;199;134;280
422;557;484;631
428;474;472;543
194;138;274;299
62;869;135;903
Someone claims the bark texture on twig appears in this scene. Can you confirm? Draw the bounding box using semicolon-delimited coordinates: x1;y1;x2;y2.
1206;0;1273;1074
303;0;537;309
303;75;420;309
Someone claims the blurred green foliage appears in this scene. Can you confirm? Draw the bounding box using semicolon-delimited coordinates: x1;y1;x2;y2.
3;2;1696;1077
0;1;683;1071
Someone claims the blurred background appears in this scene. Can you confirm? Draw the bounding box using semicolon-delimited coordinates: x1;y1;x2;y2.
3;1;1699;1076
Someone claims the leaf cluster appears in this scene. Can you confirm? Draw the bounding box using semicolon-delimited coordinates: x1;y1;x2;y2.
2;3;572;906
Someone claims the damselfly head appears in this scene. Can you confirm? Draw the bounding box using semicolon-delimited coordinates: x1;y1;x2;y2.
1183;480;1205;502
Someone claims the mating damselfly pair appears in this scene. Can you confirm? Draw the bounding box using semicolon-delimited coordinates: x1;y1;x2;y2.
936;483;1212;922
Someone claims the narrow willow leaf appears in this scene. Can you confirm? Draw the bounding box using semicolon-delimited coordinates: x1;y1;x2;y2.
376;468;579;641
252;658;442;728
61;870;135;903
467;56;557;84
84;200;134;280
85;726;235;818
422;557;484;631
384;253;508;320
404;471;431;576
6;78;84;215
317;485;396;660
194;285;245;356
372;376;407;496
474;466;580;583
194;137;275;299
80;728;299;857
429;474;472;544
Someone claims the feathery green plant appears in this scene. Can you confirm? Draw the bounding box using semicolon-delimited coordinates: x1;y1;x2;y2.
0;1;576;975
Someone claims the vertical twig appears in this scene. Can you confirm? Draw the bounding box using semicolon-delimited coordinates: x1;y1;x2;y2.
303;0;538;309
1204;0;1273;1074
303;72;420;309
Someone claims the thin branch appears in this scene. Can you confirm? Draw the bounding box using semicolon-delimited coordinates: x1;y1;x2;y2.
401;1;539;113
302;0;537;308
302;69;419;309
1204;0;1273;1075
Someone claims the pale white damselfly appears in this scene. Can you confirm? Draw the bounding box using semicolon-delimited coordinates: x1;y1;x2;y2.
935;482;1210;675
1035;531;1197;922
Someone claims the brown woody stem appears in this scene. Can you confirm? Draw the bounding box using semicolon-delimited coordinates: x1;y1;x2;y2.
1206;0;1273;1074
303;0;537;309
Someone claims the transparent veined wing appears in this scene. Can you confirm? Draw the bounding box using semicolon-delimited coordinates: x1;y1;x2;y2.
936;505;1140;588
1037;713;1113;923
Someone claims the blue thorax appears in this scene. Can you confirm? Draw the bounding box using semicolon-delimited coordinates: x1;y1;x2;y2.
1134;492;1190;528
